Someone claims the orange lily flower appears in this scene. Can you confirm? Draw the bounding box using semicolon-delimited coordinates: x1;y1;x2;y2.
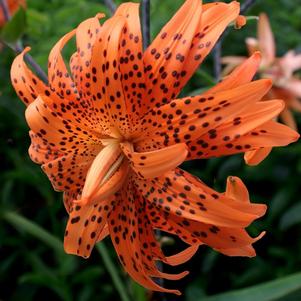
223;13;301;131
0;0;26;27
11;0;299;294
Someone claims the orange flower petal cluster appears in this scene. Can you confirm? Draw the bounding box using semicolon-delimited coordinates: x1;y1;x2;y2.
11;1;299;294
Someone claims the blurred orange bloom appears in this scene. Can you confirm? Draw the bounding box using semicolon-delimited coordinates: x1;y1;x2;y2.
223;13;301;131
0;0;26;27
11;1;299;294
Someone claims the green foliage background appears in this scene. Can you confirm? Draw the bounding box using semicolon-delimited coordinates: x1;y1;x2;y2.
1;0;301;300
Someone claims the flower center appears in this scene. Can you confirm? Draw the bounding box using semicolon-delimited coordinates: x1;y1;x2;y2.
77;139;130;206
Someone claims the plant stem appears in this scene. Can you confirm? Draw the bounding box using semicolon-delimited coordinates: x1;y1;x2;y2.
142;0;150;50
0;0;10;21
0;0;48;84
241;0;257;14
3;211;63;253
96;243;131;301
103;0;116;14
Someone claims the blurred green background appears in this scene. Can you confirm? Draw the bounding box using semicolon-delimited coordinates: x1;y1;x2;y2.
1;0;301;300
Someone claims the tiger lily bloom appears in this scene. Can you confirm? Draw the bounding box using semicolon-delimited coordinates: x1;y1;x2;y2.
0;0;26;27
11;0;299;294
223;13;301;131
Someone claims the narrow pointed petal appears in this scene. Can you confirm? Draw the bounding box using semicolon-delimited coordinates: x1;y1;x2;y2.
72;14;103;98
143;0;202;109
108;184;182;295
121;143;188;178
114;3;146;122
64;198;116;258
163;245;200;266
48;30;79;100
225;176;249;203
11;47;52;106
216;52;261;93
244;148;272;166
258;13;276;67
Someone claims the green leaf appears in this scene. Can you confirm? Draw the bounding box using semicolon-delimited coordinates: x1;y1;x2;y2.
279;202;301;230
202;272;301;301
0;7;26;43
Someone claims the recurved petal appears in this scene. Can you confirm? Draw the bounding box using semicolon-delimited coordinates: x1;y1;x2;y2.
71;14;103;98
181;1;240;83
48;30;79;101
143;1;240;109
108;182;182;295
186;99;285;160
136;79;272;151
244;148;272;166
11;47;52;106
25;95;100;148
143;173;265;256
258;13;276;67
136;168;266;228
64;197;116;258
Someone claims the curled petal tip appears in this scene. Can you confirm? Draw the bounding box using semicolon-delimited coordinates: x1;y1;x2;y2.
23;46;31;53
252;51;262;59
95;13;105;19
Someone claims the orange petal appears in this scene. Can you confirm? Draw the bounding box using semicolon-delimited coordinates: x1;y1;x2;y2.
217;52;261;93
114;3;146;123
11;47;51;106
136;169;266;228
144;185;265;254
108;184;182;294
225;176;249;203
136;79;272;151
143;0;202;110
48;30;79;101
181;1;240;93
258;13;275;67
244;148;272;166
121;142;188;179
64;197;116;258
71;15;103;98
